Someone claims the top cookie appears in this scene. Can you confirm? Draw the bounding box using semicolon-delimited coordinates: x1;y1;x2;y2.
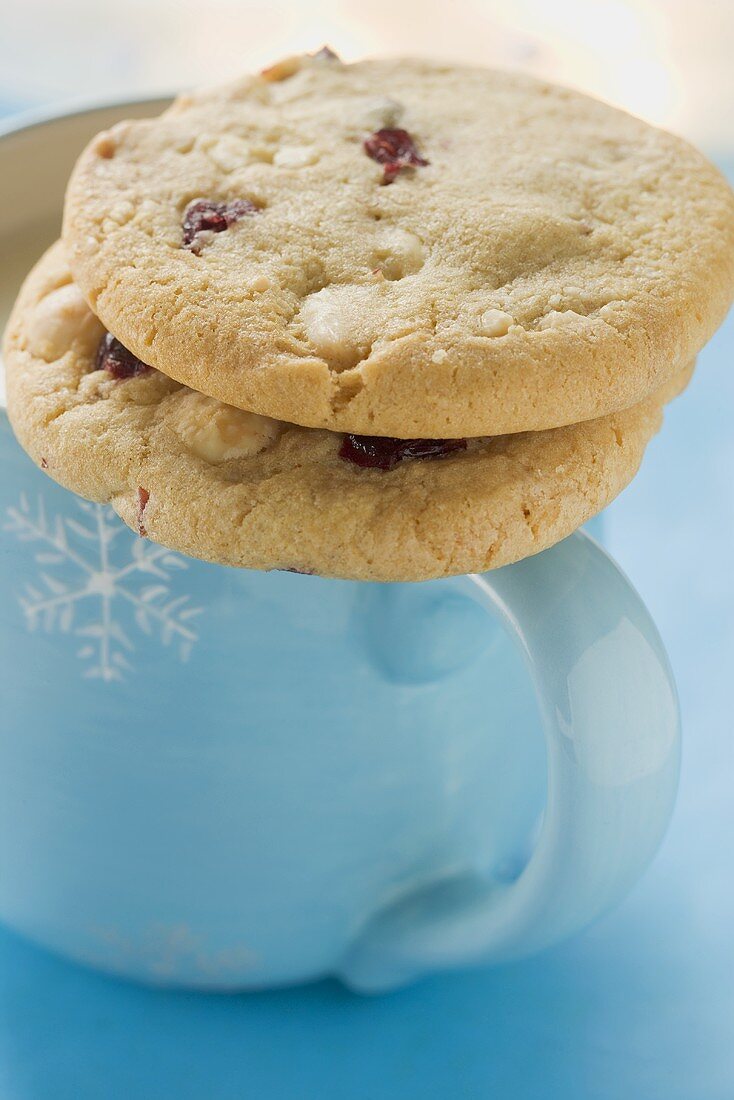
64;54;734;437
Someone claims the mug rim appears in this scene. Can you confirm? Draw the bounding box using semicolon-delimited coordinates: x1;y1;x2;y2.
0;91;174;144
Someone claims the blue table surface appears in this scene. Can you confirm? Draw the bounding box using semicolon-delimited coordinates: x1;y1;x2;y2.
0;99;732;1098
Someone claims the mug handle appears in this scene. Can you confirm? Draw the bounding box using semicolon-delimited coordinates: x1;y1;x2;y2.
339;530;681;992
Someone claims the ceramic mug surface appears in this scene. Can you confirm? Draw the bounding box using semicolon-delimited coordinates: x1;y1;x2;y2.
0;103;680;992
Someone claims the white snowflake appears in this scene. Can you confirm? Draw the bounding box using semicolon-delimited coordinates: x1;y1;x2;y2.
5;493;203;681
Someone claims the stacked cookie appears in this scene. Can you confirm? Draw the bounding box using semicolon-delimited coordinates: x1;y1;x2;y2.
5;53;734;580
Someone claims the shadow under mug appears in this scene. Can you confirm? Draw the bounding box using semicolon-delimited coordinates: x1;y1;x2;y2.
0;413;680;992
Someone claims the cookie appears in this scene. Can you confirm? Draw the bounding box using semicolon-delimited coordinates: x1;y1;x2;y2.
4;244;689;582
63;54;730;438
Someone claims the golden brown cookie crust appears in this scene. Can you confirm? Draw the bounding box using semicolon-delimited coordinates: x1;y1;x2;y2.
4;243;689;582
63;55;731;438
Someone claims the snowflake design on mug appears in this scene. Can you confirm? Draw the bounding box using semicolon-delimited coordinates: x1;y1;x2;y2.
4;494;203;681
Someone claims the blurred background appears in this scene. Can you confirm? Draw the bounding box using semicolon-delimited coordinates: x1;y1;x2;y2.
1;0;733;155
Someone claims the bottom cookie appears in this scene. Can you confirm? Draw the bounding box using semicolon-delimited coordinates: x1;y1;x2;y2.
4;243;690;582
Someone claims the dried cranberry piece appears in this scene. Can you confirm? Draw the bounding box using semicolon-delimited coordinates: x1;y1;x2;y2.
95;333;151;379
182;198;260;251
363;128;428;184
339;434;466;471
137;487;150;538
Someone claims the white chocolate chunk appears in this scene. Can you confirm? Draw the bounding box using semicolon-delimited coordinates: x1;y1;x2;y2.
298;287;365;365
538;309;586;330
478;308;513;337
28;284;104;361
372;228;425;280
108;200;135;224
273;145;318;168
301;293;351;359
599;301;624;320
204;134;252;172
432;349;448;364
359;96;405;131
170;392;281;463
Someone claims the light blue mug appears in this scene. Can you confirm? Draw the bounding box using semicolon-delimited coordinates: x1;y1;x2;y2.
0;409;680;992
0;101;680;993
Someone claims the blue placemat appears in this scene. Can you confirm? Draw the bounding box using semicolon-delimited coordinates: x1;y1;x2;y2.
0;100;732;1098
